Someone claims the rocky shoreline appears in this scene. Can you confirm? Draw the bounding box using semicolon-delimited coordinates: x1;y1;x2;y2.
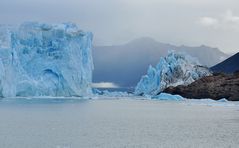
163;72;239;101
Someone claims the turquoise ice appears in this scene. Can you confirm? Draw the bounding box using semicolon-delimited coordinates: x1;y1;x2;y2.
0;22;93;97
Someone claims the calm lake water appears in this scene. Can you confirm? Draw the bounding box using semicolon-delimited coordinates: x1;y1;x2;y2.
0;98;239;148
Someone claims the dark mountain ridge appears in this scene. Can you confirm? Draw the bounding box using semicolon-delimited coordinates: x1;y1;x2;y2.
211;52;239;73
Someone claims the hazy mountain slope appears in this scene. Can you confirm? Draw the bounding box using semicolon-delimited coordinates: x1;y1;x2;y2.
211;52;239;73
93;37;229;87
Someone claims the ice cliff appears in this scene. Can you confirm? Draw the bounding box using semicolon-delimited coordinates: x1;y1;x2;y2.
0;22;93;97
135;51;211;96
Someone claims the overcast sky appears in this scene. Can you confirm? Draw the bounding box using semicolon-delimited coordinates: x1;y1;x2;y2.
0;0;239;53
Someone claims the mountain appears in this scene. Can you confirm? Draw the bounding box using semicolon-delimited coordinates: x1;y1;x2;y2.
211;52;239;73
93;37;229;88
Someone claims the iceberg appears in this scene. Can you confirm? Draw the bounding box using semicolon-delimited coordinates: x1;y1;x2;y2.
0;22;93;97
152;93;185;101
135;51;211;96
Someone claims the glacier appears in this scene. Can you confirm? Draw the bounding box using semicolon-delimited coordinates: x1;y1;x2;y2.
0;22;93;97
135;51;211;96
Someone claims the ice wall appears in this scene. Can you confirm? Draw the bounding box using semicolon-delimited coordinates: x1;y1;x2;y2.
0;22;93;97
135;51;211;96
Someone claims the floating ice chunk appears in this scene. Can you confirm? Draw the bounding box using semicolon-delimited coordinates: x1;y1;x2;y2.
185;98;239;107
217;98;228;102
152;93;185;101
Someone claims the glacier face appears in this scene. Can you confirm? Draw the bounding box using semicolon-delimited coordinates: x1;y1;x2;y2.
0;22;93;97
135;51;211;96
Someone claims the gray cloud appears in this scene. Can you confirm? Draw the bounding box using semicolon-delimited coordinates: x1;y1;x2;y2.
198;17;219;27
0;0;239;53
198;10;239;29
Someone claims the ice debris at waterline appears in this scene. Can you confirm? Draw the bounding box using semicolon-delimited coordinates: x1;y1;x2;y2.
152;93;185;101
0;22;93;97
135;51;211;96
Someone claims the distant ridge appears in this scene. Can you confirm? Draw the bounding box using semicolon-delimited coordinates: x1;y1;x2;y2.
93;37;229;87
211;52;239;73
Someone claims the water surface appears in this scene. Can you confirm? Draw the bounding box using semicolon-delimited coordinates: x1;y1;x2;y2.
0;98;238;148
